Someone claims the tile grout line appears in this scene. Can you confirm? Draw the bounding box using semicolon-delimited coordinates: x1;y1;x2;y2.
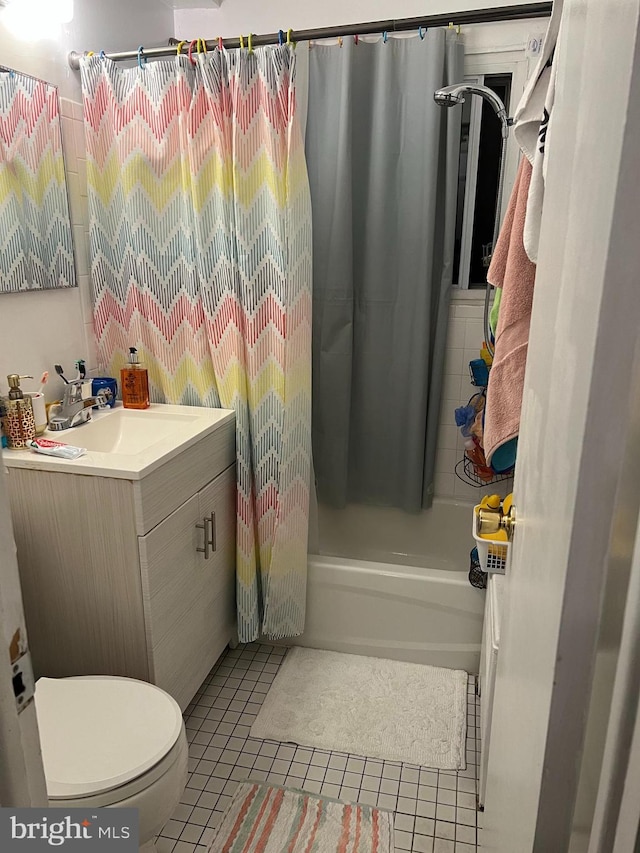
160;644;481;853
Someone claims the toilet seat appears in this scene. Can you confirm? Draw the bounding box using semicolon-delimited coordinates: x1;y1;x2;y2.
47;734;188;808
35;676;184;800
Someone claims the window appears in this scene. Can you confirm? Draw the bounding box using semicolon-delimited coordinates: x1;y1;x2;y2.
454;73;512;289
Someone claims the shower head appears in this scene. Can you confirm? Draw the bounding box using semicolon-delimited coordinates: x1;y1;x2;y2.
434;83;510;135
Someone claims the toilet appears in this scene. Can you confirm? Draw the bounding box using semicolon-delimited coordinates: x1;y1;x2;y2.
35;676;188;852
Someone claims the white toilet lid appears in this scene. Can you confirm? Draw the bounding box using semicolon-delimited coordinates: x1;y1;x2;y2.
35;676;183;799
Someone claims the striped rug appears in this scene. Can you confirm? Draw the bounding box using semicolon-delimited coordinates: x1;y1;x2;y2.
207;782;395;852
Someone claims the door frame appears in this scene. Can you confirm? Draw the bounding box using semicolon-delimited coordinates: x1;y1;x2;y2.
483;0;640;850
0;469;47;807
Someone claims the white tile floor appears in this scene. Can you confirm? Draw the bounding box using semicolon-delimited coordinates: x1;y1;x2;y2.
158;643;481;853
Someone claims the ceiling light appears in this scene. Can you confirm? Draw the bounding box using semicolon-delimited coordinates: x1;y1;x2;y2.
1;0;74;40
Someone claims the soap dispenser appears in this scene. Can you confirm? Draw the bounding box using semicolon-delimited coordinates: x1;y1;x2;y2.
1;375;36;448
120;347;150;410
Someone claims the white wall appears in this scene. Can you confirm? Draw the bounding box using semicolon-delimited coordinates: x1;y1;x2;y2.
175;0;542;40
0;0;174;401
0;0;175;102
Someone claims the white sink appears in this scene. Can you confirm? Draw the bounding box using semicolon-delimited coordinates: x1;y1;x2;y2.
2;403;234;479
65;408;200;454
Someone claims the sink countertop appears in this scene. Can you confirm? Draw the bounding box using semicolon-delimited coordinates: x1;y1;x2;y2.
2;403;235;480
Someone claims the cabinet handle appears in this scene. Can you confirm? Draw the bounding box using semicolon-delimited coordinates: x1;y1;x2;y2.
209;511;217;552
196;518;211;560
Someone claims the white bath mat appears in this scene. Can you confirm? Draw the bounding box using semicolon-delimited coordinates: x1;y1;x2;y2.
250;647;468;770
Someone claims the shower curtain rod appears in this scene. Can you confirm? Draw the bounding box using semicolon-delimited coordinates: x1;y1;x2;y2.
68;2;552;70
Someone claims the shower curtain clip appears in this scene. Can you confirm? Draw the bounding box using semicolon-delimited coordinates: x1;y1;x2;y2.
337;36;343;48
286;28;296;48
137;46;146;69
176;40;186;56
248;33;254;54
198;38;208;53
218;36;224;51
99;50;106;60
457;24;461;35
188;39;198;64
382;31;388;43
239;34;245;50
278;29;284;45
354;34;359;45
448;21;454;29
418;26;426;40
87;51;95;57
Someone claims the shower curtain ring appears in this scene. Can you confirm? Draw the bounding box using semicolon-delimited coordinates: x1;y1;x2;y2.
137;46;146;69
286;28;295;48
419;26;426;39
198;38;207;53
218;36;223;51
382;31;388;43
239;34;245;50
354;34;359;45
176;40;186;56
278;29;284;45
248;33;254;53
188;39;198;64
337;35;343;48
99;50;106;59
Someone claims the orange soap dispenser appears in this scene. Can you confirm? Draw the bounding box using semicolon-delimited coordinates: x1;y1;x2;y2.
121;347;150;410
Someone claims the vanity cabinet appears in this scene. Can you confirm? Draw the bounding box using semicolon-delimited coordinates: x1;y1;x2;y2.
6;415;236;710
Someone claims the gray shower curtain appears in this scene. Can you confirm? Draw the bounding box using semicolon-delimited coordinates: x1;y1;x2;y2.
306;30;464;512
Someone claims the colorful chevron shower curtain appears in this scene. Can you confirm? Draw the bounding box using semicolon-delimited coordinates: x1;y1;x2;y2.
80;47;312;642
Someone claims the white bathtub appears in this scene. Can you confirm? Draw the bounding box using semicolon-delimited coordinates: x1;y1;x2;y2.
315;498;477;572
290;499;486;673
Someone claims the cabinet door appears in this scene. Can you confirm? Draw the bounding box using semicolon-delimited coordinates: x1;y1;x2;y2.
195;463;237;664
138;465;236;709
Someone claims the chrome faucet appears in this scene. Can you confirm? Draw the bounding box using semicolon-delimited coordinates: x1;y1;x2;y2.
48;381;111;431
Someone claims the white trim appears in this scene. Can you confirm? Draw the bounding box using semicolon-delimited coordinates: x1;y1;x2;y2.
613;665;640;851
588;455;640;850
465;43;535;55
483;0;640;846
0;470;47;807
451;290;486;303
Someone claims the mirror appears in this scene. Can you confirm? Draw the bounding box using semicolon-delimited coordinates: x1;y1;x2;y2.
0;66;76;293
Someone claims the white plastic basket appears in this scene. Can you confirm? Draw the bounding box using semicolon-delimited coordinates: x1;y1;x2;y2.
472;508;510;574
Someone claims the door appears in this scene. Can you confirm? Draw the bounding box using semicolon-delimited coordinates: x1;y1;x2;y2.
482;2;640;851
0;468;47;806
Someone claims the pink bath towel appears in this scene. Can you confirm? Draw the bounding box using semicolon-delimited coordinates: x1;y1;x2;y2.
484;157;537;467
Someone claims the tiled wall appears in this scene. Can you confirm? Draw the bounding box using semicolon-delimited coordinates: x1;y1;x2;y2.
435;296;512;501
58;97;95;375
